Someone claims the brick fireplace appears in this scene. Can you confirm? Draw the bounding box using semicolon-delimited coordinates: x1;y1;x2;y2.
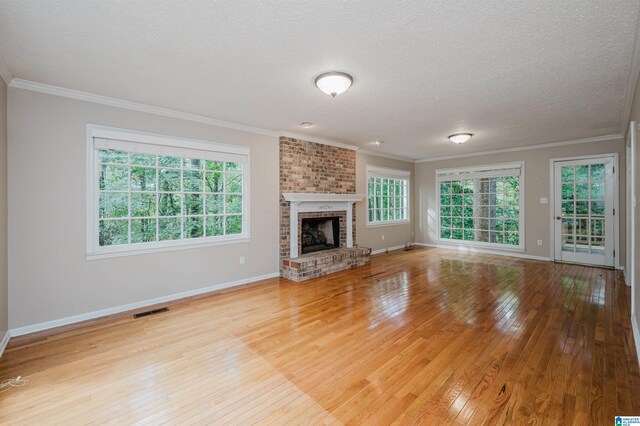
279;137;371;281
301;216;339;254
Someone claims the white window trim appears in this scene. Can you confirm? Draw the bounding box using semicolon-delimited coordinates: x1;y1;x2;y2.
548;153;620;269
435;161;525;251
366;165;411;228
435;161;523;177
86;124;251;259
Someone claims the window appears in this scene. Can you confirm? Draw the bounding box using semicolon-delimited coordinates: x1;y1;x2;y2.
86;126;249;257
437;162;523;249
367;165;410;226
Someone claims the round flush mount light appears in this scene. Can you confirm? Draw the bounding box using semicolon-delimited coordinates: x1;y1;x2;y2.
448;133;473;144
300;122;314;128
370;140;384;146
315;71;353;97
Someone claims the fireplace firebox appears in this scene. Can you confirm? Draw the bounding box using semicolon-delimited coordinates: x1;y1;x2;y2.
301;217;340;254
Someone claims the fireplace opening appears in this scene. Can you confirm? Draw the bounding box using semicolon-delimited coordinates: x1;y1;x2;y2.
301;217;340;254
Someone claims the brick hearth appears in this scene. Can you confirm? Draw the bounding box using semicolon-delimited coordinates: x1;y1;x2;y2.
281;247;371;282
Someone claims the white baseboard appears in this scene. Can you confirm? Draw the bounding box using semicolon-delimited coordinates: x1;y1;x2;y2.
633;314;640;369
623;268;632;286
0;331;10;358
414;242;551;262
10;271;280;337
371;244;407;255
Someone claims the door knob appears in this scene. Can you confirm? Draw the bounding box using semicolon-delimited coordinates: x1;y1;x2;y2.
555;216;561;220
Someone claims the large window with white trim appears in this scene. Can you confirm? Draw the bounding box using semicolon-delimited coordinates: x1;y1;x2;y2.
367;165;410;226
437;162;523;249
87;126;249;257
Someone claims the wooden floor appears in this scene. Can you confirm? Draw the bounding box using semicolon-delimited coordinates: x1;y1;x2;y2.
1;247;639;425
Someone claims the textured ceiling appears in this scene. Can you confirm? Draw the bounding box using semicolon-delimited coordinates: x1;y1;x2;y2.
0;0;638;160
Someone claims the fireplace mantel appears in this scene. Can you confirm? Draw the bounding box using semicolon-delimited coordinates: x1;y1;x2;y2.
282;193;366;258
282;193;366;203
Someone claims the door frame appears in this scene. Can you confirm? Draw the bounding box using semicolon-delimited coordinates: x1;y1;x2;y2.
627;122;636;289
627;122;637;317
549;153;620;269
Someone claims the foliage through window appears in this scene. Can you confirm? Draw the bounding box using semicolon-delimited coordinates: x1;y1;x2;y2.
367;166;410;225
87;127;248;256
560;163;606;253
437;163;523;247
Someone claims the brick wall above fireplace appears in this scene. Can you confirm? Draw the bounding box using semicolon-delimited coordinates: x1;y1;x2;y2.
279;137;370;281
279;136;357;258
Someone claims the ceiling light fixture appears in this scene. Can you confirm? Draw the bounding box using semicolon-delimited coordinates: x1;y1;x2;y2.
300;122;314;128
448;133;473;144
371;140;384;146
315;71;353;97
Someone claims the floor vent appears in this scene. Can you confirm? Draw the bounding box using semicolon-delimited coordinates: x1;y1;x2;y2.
133;307;169;319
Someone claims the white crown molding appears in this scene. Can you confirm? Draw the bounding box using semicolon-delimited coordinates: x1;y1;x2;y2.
415;134;623;163
9;78;279;137
0;52;13;86
7;79;624;161
620;1;640;138
9;78;364;151
358;148;416;162
279;131;359;151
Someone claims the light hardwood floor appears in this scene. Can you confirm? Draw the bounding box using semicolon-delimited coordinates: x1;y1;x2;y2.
1;247;639;424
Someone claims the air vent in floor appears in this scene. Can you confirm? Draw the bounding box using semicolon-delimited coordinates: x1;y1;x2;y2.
133;307;169;319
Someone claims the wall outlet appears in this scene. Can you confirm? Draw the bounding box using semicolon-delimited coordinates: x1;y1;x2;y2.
540;197;548;204
537;240;543;246
240;256;245;265
381;234;385;240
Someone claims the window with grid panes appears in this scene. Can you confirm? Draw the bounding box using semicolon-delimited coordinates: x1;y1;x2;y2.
560;163;606;253
367;166;410;226
87;127;249;256
437;163;523;248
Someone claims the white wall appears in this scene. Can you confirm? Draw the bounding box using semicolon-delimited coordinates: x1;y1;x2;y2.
414;139;627;261
356;152;415;252
627;70;640;355
0;78;7;337
7;88;279;330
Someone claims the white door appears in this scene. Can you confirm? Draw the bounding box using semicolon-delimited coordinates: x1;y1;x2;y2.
553;157;615;267
627;122;636;288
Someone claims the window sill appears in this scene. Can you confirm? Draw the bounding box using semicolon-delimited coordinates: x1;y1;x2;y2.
437;238;524;252
366;220;410;228
86;236;250;260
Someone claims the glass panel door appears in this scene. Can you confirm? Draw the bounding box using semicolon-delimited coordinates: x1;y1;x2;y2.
554;157;614;266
